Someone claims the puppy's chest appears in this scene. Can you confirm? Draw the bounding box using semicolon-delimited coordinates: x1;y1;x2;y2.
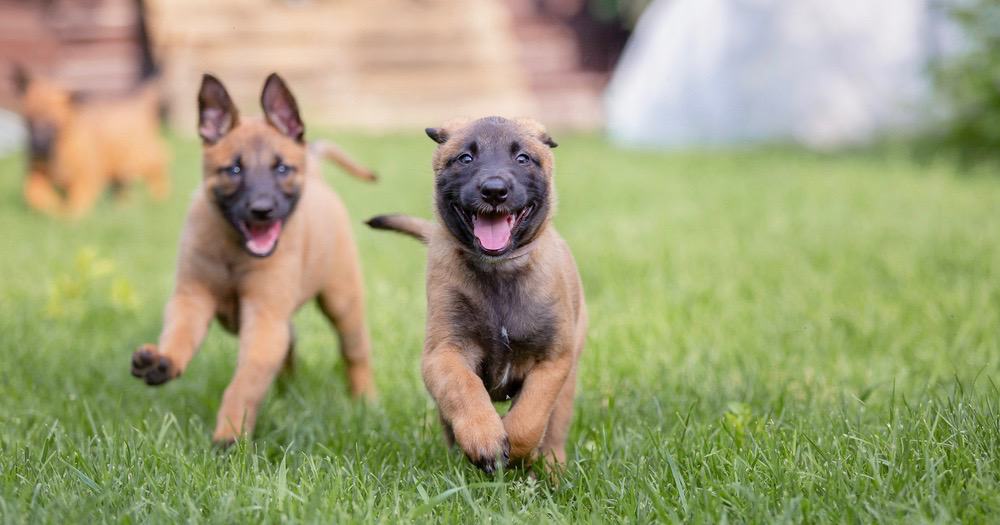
450;284;558;400
206;261;271;334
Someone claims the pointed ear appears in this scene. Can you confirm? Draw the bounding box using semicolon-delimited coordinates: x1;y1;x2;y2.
11;64;30;95
261;73;304;142
425;127;448;144
198;74;239;144
540;133;557;148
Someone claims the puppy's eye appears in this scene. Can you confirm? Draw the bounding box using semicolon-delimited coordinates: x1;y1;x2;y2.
275;163;291;176
458;153;474;165
515;153;531;165
222;164;241;177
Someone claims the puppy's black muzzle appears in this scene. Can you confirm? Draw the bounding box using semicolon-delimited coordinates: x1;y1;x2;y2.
480;176;510;206
249;196;277;221
27;122;57;160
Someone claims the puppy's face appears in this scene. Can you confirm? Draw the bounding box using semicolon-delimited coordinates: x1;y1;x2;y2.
428;117;557;257
11;68;75;161
197;73;307;257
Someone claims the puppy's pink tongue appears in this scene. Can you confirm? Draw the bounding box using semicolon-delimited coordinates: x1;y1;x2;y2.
246;221;282;255
472;214;513;251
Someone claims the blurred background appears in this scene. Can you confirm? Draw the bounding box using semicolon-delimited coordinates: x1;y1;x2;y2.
0;0;992;160
3;3;1000;519
0;0;636;140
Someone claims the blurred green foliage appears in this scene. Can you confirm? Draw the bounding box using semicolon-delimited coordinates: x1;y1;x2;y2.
45;246;139;320
930;0;1000;168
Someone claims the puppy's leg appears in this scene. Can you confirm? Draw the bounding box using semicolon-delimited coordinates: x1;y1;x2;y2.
501;350;573;462
132;287;215;385
317;271;375;399
423;344;509;473
537;363;578;466
212;303;290;444
23;172;62;215
64;175;104;218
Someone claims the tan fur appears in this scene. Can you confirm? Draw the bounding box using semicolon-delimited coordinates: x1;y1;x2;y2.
372;117;586;470
366;214;433;242
422;228;586;467
131;81;374;444
16;75;169;218
311;140;378;182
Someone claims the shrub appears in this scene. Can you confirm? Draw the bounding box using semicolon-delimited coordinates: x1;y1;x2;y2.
930;0;1000;168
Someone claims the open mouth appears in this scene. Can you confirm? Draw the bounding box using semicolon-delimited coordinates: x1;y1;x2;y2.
457;205;533;255
237;219;283;256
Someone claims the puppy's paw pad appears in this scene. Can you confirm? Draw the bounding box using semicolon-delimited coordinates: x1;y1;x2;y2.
130;344;175;386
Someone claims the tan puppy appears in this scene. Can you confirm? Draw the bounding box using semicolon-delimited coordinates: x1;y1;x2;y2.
11;67;169;218
368;116;586;472
130;73;376;444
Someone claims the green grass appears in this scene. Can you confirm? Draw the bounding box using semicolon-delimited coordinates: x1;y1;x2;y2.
0;133;998;523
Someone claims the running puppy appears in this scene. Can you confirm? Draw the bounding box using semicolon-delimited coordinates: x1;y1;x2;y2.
11;66;169;218
130;73;376;444
367;116;586;472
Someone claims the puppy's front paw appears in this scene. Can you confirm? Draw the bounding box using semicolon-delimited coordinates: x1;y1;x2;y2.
452;413;510;474
130;344;176;386
211;433;239;449
347;362;377;401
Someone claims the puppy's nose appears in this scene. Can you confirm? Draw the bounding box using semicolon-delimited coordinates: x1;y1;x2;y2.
29;137;52;156
480;177;509;205
249;198;276;220
29;131;54;156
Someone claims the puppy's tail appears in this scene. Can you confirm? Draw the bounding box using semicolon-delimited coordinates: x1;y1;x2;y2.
366;214;432;244
310;140;377;182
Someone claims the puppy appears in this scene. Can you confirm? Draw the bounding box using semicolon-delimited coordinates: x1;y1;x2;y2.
367;116;586;472
130;73;376;444
11;67;169;218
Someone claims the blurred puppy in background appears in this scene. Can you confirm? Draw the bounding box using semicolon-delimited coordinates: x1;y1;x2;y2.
11;66;169;218
130;73;376;444
368;116;586;473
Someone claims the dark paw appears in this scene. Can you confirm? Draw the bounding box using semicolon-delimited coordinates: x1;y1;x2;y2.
469;437;510;475
212;437;238;450
130;344;175;386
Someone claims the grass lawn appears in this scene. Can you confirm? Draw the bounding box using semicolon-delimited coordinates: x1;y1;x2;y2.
0;133;998;523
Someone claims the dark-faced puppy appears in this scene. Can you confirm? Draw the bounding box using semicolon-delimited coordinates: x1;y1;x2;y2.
130;73;376;444
431;118;554;257
11;66;169;218
367;116;586;473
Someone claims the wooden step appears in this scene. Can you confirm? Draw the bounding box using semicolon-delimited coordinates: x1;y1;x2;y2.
148;0;536;131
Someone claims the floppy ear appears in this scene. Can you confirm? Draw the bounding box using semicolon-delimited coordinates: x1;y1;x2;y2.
425;127;447;144
198;74;239;144
426;118;471;144
261;73;304;142
11;64;30;95
515;117;557;148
